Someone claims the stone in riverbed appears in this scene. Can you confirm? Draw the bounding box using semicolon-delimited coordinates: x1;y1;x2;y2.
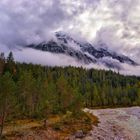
75;130;85;138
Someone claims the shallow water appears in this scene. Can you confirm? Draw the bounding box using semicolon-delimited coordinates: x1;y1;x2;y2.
84;107;140;140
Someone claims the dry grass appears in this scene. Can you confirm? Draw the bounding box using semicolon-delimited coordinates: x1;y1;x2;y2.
3;111;99;140
47;111;99;139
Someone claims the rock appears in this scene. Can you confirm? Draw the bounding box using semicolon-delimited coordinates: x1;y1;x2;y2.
75;130;84;138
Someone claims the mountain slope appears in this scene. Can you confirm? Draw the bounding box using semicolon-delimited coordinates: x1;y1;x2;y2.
27;32;138;70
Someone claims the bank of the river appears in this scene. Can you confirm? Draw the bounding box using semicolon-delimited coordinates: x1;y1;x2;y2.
2;111;98;140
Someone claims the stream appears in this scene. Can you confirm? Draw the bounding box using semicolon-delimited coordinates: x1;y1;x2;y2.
83;107;140;140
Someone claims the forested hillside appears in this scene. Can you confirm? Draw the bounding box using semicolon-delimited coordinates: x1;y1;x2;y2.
0;52;140;137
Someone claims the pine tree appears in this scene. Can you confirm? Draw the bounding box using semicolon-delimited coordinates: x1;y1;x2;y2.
6;52;16;75
93;84;101;106
56;75;74;113
0;53;5;75
17;71;36;117
0;72;15;139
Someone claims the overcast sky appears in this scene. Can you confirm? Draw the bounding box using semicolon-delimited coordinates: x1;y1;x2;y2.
0;0;140;64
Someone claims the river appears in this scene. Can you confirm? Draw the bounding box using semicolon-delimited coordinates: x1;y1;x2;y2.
83;107;140;140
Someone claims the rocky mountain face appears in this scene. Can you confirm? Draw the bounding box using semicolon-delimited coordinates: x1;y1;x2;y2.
27;32;137;69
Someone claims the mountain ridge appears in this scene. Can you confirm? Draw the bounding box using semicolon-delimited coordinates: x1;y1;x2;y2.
27;32;138;70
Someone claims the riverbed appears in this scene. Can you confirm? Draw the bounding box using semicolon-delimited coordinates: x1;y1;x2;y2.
84;107;140;140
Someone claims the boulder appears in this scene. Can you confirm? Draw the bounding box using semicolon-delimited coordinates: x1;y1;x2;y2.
75;130;84;138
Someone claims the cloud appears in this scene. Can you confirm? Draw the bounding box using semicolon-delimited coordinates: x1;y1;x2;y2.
10;47;140;76
0;0;140;75
0;0;101;48
0;0;79;47
75;0;140;63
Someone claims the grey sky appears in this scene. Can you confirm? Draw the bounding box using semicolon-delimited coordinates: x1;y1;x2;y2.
0;0;140;64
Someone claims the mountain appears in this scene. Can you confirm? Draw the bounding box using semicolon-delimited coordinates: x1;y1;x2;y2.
27;32;138;70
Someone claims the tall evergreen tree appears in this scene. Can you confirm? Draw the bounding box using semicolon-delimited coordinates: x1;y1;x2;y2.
0;72;15;139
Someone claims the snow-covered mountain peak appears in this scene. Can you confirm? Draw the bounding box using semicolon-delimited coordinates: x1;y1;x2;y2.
26;32;138;70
